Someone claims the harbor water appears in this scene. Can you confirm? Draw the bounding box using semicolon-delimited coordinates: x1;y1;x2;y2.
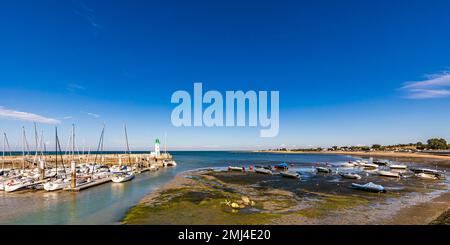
0;151;408;224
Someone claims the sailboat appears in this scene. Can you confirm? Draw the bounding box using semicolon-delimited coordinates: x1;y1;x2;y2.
44;127;70;191
112;124;135;183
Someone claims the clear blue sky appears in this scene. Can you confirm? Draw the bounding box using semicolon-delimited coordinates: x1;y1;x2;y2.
1;0;450;150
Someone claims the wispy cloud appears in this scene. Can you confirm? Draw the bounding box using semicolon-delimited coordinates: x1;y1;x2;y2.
72;0;102;32
0;106;60;124
66;83;86;92
86;112;100;118
62;116;73;120
401;71;450;99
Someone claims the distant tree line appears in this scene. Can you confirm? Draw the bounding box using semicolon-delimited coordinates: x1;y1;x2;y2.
271;138;449;152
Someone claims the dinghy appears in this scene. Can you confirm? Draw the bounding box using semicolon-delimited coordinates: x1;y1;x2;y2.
373;160;389;166
255;168;272;175
341;162;356;167
415;172;438;180
228;166;244;172
377;170;400;178
274;163;288;170
409;167;444;175
111;172;135;183
339;172;361;179
280;171;300;179
316;166;332;173
351;182;386;193
254;165;272;170
361;163;378;169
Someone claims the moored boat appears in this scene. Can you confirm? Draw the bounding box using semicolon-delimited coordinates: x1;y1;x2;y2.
228;166;244;172
415;172;438;180
274;163;288;170
316;166;332;173
44;178;70;191
280;171;300;179
351;182;386;193
389;164;407;170
255;168;272;175
339;172;361;179
377;170;400;178
111;172;135;183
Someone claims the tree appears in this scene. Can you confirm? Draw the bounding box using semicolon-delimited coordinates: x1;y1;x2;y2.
372;144;382;150
427;138;448;150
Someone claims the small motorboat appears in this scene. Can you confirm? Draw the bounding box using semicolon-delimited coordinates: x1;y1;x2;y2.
163;159;177;167
389;164;407;170
255;168;272;175
316;166;332;173
409;167;444;175
377;170;400;178
373;160;389;166
112;172;135;183
4;178;34;193
255;165;272;170
339;172;361;179
274;163;289;170
341;162;356;167
415;173;438;180
228;166;244;172
361;163;378;169
351;182;386;193
280;171;300;179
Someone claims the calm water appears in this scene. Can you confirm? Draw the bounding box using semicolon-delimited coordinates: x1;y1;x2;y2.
0;151;358;224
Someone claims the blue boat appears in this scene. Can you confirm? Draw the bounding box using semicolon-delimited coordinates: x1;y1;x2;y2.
351;182;386;193
274;163;289;170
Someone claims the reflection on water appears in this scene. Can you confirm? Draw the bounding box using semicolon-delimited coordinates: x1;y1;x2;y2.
1;151;445;224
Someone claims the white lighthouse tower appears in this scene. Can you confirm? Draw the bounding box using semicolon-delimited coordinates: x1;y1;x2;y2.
154;138;161;158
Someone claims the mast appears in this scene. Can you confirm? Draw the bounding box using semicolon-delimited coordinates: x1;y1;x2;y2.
94;124;105;164
2;132;4;170
55;127;58;176
124;124;131;166
22;126;25;170
34;122;39;162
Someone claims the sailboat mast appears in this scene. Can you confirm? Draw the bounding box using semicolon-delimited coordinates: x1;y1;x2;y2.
124;124;131;166
2;132;4;170
34;122;39;161
71;124;75;161
22;126;25;169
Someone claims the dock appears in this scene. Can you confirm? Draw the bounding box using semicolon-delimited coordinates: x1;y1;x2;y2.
65;177;112;191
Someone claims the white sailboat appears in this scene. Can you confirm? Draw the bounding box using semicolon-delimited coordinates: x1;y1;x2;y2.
111;171;135;183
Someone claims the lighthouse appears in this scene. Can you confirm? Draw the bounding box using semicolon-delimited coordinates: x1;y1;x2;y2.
154;138;161;158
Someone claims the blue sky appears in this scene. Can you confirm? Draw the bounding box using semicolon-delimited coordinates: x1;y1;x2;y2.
1;0;450;150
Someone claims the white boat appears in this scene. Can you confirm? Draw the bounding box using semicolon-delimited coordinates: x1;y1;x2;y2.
228;166;244;172
377;170;400;178
415;173;438;180
361;163;378;169
339;172;362;179
389;164;407;170
280;171;300;179
43;178;70;191
255;168;272;175
341;162;356;167
111;172;135;183
4;178;34;192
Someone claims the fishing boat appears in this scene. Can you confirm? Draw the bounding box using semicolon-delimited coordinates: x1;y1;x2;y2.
43;178;70;191
255;165;272;170
351;182;386;193
111;171;135;183
377;170;400;178
389;164;407;170
316;166;332;173
274;163;288;170
255;168;272;175
339;172;361;179
228;166;244;172
415;172;438;180
280;171;300;179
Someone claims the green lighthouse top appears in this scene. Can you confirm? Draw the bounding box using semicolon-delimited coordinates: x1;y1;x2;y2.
155;138;160;144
